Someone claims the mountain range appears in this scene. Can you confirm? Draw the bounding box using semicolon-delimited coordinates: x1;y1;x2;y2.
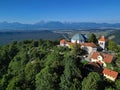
0;21;120;30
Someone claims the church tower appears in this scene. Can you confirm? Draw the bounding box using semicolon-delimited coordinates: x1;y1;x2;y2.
98;35;107;49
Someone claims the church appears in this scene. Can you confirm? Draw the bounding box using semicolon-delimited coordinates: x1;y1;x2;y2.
60;33;108;54
71;33;88;43
60;33;108;53
98;35;108;50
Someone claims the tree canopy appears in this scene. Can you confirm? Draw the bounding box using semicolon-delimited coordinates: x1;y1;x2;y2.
88;33;98;44
0;39;120;90
81;72;102;90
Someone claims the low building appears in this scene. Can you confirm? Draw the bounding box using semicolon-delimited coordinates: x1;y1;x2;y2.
102;68;118;81
60;39;97;54
81;43;97;54
90;52;113;67
60;39;68;47
90;52;113;63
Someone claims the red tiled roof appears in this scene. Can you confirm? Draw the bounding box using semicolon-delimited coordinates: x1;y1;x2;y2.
99;35;107;42
60;39;79;45
60;39;67;44
91;52;113;63
91;52;100;59
102;68;118;78
103;54;113;63
81;42;97;48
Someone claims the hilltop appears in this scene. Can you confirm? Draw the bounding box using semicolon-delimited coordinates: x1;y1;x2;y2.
0;33;120;90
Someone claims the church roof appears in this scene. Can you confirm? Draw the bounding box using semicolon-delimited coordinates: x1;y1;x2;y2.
99;35;107;42
81;42;97;48
71;33;87;41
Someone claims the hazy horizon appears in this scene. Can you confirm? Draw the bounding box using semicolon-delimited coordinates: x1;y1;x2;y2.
1;20;120;25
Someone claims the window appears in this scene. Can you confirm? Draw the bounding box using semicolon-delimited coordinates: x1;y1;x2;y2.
100;42;103;45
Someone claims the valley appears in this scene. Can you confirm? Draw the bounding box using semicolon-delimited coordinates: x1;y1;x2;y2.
0;29;119;45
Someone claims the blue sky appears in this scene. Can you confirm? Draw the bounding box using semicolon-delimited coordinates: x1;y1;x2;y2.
0;0;120;23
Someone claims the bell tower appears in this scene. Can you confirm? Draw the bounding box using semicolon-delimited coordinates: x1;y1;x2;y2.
98;35;107;49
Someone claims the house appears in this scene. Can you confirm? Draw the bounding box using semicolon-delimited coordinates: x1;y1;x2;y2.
71;33;88;44
81;43;97;54
90;52;113;67
98;35;107;49
102;68;118;81
60;39;68;47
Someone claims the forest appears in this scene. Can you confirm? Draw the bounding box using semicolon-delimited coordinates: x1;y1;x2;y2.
0;38;120;90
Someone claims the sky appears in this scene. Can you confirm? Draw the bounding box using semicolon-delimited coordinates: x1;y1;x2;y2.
0;0;120;24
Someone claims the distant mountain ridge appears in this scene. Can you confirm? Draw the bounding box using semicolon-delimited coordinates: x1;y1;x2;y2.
0;21;120;30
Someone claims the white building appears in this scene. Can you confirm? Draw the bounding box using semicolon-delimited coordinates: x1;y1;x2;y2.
98;35;107;49
60;39;68;47
81;43;97;54
102;68;118;81
90;52;113;67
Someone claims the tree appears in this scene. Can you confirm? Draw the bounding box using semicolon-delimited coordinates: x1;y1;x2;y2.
0;45;11;77
8;50;29;76
70;78;81;90
88;33;98;44
0;39;64;90
0;74;11;90
45;51;61;66
33;41;39;47
115;54;120;72
71;44;83;56
60;55;82;90
9;41;19;59
81;72;102;90
105;87;115;90
25;62;41;90
115;80;120;90
6;74;25;90
35;67;59;90
36;50;63;90
107;41;119;52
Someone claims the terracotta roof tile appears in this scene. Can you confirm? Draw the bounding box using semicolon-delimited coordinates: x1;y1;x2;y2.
103;68;118;78
99;35;107;42
81;42;97;48
91;52;99;59
60;39;67;44
103;54;113;63
91;52;113;63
